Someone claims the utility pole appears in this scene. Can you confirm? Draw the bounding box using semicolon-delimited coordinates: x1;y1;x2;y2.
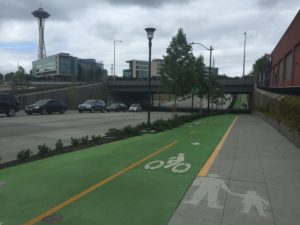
243;32;247;77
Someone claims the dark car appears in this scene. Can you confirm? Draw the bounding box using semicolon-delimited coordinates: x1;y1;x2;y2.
106;103;127;112
77;99;106;113
0;94;20;117
25;99;67;115
129;103;142;112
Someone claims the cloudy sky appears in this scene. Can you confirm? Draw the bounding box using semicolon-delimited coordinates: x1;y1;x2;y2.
0;0;299;76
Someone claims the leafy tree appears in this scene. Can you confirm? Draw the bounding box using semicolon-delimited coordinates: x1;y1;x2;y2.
193;55;208;111
10;66;30;91
4;72;14;81
160;28;195;112
210;75;224;109
252;54;271;85
0;73;3;83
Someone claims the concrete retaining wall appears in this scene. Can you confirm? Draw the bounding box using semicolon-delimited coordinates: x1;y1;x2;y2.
253;88;300;148
17;83;108;109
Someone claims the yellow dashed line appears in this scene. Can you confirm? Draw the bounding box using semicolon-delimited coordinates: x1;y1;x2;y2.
198;116;238;177
23;140;179;225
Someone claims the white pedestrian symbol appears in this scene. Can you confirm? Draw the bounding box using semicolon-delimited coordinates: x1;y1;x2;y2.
184;174;270;217
238;191;270;217
144;153;191;174
184;174;229;209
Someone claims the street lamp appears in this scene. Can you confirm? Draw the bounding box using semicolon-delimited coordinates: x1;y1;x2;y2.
145;27;156;129
113;40;122;80
190;42;213;112
243;32;247;77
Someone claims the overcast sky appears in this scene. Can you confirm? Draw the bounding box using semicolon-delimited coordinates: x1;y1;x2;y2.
0;0;299;76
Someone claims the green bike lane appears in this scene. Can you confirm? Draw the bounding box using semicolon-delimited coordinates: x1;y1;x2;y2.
0;114;236;225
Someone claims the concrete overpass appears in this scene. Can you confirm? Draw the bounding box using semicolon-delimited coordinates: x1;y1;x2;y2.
106;79;253;105
107;79;253;94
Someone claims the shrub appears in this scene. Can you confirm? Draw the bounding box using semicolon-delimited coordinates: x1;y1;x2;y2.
70;137;80;146
17;149;32;161
91;134;102;144
81;135;89;145
55;139;64;151
122;125;141;137
106;128;123;138
135;122;147;131
37;144;50;156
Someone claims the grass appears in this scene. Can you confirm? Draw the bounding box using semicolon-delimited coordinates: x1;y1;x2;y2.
0;114;236;225
233;94;242;109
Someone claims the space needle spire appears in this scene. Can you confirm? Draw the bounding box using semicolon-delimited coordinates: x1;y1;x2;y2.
32;7;50;60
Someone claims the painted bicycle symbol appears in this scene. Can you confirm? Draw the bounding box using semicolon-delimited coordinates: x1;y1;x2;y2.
144;153;191;174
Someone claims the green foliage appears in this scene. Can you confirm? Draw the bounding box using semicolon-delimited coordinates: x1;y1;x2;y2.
81;135;89;145
17;149;32;161
9;66;31;92
279;96;300;132
55;139;64;151
70;137;80;147
160;28;195;98
194;55;208;99
258;94;300;133
91;134;103;144
37;144;50;156
252;54;271;83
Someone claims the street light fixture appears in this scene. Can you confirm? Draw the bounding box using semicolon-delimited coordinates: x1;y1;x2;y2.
190;42;213;112
243;32;247;77
113;40;122;80
145;27;156;129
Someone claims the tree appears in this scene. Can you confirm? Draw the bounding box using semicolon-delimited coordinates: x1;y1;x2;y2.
0;73;3;83
252;54;271;86
210;75;224;110
160;28;195;113
193;55;208;112
10;66;31;91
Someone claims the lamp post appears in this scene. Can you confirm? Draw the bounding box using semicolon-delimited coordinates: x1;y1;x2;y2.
243;32;247;77
190;42;213;112
145;27;156;129
113;40;122;80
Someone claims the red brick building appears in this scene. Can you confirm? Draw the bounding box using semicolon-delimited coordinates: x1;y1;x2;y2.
270;10;300;88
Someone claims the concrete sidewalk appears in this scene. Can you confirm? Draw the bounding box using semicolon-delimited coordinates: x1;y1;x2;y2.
168;114;300;225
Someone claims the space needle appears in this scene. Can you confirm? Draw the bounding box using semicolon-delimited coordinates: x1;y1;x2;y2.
32;7;50;60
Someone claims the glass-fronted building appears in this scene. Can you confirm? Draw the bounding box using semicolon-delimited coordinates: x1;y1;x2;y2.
32;53;78;79
32;53;106;81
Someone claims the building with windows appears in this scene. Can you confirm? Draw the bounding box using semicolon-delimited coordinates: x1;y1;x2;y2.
123;59;163;79
269;10;300;88
32;53;106;81
151;59;163;78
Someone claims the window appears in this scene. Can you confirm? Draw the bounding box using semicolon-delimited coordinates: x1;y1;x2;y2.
279;60;284;82
285;52;293;81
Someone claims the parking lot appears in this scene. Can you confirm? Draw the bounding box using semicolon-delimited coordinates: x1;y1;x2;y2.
0;110;180;163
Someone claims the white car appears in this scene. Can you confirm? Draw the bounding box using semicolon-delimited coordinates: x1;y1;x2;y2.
129;103;142;112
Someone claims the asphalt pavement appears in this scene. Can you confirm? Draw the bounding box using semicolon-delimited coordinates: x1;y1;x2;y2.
168;114;300;225
0;110;180;163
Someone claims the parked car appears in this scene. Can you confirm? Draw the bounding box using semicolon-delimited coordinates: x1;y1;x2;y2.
106;103;128;112
25;99;67;115
129;103;142;112
0;94;20;117
77;99;106;113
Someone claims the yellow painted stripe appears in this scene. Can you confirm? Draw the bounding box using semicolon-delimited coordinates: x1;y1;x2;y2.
23;140;179;225
198;116;238;177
